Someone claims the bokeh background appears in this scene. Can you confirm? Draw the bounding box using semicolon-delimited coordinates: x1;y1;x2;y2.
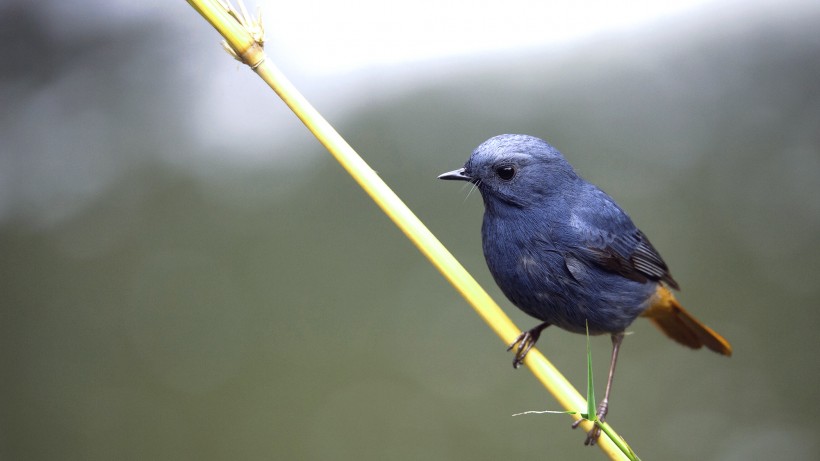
2;0;819;459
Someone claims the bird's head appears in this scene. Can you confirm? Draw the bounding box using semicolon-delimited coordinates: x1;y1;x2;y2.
439;134;578;209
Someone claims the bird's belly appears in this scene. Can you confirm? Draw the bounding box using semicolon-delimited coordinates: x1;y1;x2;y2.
484;239;655;335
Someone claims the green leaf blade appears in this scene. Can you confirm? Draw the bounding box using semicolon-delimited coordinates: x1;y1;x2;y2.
585;320;596;422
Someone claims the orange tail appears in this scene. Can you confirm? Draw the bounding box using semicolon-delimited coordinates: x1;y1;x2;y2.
641;286;732;356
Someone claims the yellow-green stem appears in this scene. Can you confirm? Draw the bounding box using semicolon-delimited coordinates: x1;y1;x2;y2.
598;421;640;461
187;1;632;459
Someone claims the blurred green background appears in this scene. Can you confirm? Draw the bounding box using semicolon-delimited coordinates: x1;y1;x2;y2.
2;1;819;460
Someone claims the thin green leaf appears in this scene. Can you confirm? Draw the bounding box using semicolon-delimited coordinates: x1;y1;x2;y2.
585;320;596;422
597;421;641;461
511;410;579;417
510;323;641;460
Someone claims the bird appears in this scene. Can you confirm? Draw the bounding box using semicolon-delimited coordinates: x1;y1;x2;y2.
438;134;731;445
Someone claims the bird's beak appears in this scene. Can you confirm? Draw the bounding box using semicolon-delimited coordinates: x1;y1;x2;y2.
437;167;472;182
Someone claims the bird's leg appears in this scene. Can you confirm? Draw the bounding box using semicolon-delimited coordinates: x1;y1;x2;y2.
506;322;550;369
572;332;625;446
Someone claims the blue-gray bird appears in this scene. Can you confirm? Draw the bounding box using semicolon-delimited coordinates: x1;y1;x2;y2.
439;134;731;444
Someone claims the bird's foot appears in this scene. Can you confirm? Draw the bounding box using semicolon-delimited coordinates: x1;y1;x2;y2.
506;323;548;369
572;400;609;446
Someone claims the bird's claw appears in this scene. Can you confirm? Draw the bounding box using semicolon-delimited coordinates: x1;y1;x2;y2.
507;331;537;368
507;324;549;368
572;400;609;446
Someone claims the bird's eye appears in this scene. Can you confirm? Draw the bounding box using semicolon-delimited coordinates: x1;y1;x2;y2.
494;164;516;181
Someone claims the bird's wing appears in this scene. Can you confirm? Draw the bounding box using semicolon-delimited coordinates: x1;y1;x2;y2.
570;187;679;289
